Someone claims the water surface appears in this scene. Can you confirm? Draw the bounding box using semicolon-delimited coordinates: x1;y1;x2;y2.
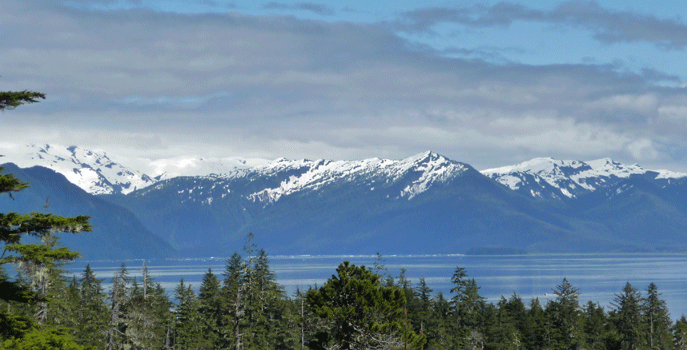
65;253;687;318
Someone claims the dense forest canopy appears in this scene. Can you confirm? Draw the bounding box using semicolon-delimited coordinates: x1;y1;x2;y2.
2;232;686;350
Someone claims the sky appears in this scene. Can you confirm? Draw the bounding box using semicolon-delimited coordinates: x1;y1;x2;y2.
3;0;687;171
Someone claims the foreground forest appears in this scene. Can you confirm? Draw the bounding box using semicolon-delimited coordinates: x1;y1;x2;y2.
2;233;687;350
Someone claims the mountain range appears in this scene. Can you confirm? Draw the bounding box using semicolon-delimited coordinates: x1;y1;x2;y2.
3;144;687;258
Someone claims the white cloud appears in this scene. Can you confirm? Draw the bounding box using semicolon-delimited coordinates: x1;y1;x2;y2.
3;0;687;172
626;138;660;161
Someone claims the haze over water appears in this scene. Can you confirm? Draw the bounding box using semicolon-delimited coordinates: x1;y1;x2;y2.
67;253;687;319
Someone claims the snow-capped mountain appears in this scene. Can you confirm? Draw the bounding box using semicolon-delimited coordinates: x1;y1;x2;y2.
1;144;156;195
244;151;467;203
481;157;687;199
104;152;504;256
7;144;687;256
4;144;687;202
132;151;470;214
0;144;271;195
1;144;468;200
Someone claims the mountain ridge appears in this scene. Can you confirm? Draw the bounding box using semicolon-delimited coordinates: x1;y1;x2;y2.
5;144;687;257
5;143;686;200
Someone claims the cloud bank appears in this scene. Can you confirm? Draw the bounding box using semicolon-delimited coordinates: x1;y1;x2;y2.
2;0;687;171
402;1;687;49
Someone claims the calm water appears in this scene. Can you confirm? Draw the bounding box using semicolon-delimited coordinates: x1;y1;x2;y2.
65;253;687;318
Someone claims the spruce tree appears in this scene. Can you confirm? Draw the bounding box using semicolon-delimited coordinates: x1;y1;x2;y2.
293;287;318;350
105;263;131;350
306;261;425;350
428;292;452;349
527;298;548;350
74;264;108;348
504;293;528;347
0;89;90;346
413;277;433;339
0;90;45;110
174;279;207;349
582;301;607;350
198;268;223;348
545;278;584;349
456;278;486;348
644;283;672;350
484;296;522;349
611;282;647;350
223;252;247;350
674;316;687;350
125;263;173;349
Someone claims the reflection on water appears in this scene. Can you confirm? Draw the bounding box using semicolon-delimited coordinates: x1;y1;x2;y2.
64;253;687;319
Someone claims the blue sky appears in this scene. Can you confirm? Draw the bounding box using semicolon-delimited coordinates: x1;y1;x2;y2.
3;0;687;170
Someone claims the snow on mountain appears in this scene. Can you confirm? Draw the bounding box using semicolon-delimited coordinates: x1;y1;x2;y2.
481;157;687;199
5;143;686;201
0;144;274;195
0;144;155;195
247;151;468;203
1;144;468;199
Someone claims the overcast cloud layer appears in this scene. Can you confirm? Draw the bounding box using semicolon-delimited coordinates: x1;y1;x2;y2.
2;0;687;171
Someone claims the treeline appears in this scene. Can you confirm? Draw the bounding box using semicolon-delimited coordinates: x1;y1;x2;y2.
3;237;687;350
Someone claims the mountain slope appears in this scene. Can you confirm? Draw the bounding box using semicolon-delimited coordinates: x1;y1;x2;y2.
7;145;687;256
103;152;675;256
1;144;156;195
1;143;271;195
482;157;687;200
0;163;177;259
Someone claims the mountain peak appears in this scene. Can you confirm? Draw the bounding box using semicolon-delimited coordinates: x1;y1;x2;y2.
482;156;687;199
402;150;450;164
2;144;154;195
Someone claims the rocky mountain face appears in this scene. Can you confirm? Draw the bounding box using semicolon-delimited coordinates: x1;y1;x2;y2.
4;144;687;258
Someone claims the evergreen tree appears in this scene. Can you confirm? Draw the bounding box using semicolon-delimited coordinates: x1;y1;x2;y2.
674;316;687;350
73;264;108;349
396;268;422;338
644;283;672;350
2;327;85;349
504;293;528;348
413;277;433;338
0;90;45;110
198;268;224;348
484;296;522;350
251;249;296;349
582;301;607;350
223;251;247;349
449;266;471;348
527;298;548;350
105;263;131;350
306;261;425;350
294;287;320;350
60;276;80;334
0;89;90;346
456;278;486;348
427;292;452;349
174;279;207;349
220;236;298;350
125;263;173;349
611;282;647;350
545;278;584;350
